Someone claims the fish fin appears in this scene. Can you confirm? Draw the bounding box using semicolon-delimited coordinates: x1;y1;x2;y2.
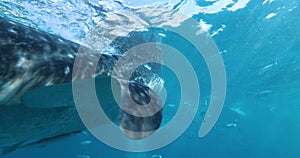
1;141;25;156
21;76;119;123
21;76;116;109
21;81;74;108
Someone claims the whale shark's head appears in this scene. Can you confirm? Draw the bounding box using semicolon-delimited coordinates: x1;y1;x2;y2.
118;81;162;140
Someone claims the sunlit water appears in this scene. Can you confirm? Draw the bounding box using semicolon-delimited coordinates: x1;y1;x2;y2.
1;0;300;157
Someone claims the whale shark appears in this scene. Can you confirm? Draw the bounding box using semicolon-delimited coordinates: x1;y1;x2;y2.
0;16;163;153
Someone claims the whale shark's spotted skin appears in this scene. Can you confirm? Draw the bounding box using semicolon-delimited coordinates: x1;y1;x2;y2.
0;16;120;105
0;17;163;146
119;81;162;139
0;16;161;105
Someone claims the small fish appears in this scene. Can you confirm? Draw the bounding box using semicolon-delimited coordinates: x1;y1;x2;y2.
167;104;176;107
76;155;90;158
151;155;162;158
225;123;237;128
247;90;273;97
258;63;274;75
81;131;89;136
229;107;246;117
80;140;92;145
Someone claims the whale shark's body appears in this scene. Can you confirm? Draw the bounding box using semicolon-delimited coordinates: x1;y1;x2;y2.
0;16;163;152
0;16;121;105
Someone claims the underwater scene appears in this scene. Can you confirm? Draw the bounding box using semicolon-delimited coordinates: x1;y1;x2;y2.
0;0;299;158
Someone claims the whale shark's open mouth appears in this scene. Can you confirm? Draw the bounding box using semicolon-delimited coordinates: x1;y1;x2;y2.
118;81;163;140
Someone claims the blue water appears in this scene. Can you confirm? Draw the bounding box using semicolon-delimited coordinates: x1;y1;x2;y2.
1;0;300;158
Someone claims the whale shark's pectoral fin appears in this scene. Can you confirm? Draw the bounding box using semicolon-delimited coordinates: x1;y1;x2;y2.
21;76;120;124
21;81;75;108
1;141;25;156
21;76;119;109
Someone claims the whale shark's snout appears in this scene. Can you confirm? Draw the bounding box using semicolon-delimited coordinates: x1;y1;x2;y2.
118;82;162;140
